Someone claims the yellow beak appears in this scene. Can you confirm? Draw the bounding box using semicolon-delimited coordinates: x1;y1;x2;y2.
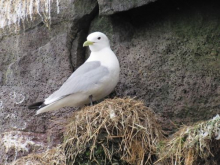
83;41;94;47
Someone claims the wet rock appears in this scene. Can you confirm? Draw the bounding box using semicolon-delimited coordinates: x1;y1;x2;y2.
1;0;220;164
0;0;97;164
88;0;220;131
97;0;156;15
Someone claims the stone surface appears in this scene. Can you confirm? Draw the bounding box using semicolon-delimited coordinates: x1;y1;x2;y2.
0;0;98;164
1;0;220;163
97;0;156;15
88;0;220;131
0;131;48;163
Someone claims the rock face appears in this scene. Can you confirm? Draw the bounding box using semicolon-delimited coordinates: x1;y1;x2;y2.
0;0;98;163
1;0;220;163
97;0;156;15
88;0;220;130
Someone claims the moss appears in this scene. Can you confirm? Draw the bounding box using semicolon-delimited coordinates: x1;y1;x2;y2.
64;98;163;165
152;3;220;124
70;143;128;165
167;7;220;74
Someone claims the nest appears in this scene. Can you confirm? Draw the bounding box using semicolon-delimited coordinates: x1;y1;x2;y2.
64;98;163;165
157;114;220;165
10;98;163;165
9;98;220;165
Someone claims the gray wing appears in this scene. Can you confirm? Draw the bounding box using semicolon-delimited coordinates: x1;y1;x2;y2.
44;61;109;104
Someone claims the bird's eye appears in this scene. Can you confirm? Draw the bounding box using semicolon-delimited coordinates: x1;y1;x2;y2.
98;37;101;40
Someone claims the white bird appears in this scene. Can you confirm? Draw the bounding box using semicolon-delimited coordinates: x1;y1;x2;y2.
28;32;120;115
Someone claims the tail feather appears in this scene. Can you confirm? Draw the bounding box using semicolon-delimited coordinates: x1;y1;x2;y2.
28;101;46;110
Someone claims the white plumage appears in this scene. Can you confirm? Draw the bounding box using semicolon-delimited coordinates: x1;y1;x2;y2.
28;32;120;115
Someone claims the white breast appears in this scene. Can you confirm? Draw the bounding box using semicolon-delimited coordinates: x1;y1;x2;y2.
87;47;120;71
86;47;120;100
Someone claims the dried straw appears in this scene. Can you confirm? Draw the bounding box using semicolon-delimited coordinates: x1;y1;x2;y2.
64;98;163;165
157;114;220;165
10;98;163;165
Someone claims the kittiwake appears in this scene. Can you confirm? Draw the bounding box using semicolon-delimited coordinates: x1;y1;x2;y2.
28;32;120;115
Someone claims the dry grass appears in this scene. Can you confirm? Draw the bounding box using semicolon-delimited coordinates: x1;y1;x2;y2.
157;114;220;165
10;145;65;165
9;98;163;165
9;98;220;165
64;98;163;165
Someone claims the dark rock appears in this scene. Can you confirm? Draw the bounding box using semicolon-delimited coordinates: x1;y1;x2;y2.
88;0;220;131
0;71;2;84
97;0;156;15
1;0;220;164
0;0;97;164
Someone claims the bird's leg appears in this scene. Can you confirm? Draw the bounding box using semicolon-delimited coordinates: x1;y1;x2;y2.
89;95;93;106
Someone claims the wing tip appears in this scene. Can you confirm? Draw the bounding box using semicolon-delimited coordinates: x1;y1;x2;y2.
28;101;45;110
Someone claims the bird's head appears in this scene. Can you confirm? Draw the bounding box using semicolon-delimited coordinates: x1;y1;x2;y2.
83;32;110;52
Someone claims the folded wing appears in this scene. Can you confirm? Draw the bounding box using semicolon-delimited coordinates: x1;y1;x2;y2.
44;61;109;105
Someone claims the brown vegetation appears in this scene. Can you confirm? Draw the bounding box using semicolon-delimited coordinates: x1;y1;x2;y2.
11;98;163;165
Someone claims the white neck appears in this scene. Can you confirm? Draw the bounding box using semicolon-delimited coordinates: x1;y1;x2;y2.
89;42;110;52
86;47;120;70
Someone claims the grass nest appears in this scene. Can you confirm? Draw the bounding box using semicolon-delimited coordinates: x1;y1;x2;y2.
64;98;163;165
9;98;220;165
157;114;220;165
10;98;163;165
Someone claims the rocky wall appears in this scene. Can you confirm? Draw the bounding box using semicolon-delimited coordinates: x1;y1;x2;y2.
0;0;220;163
